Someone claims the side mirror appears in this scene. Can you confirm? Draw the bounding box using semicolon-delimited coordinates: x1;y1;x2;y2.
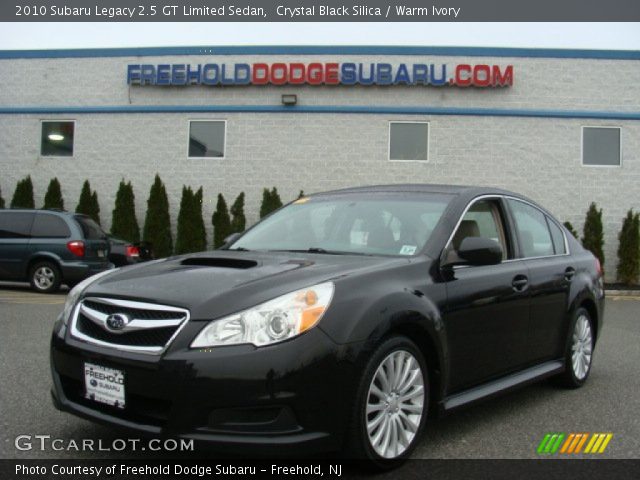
457;237;503;266
222;232;242;248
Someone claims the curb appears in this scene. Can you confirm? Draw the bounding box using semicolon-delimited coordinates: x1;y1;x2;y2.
605;290;640;296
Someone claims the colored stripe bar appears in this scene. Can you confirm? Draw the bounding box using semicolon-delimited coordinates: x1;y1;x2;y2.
1;105;640;121
537;434;552;454
1;46;639;60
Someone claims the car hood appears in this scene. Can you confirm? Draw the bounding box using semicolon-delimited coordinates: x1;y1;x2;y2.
84;250;409;320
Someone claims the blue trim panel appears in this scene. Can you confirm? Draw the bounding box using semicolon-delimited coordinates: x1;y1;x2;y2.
1;105;639;120
0;46;639;60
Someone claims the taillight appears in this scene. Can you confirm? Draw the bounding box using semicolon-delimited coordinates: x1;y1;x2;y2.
126;245;140;258
595;257;603;277
66;240;85;257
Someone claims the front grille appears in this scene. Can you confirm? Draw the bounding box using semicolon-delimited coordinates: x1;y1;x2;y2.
70;297;189;354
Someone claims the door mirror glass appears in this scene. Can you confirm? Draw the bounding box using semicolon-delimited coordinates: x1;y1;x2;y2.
458;237;503;266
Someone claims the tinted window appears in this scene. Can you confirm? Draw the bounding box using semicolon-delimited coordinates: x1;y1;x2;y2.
74;216;105;240
0;212;34;238
189;121;225;158
389;122;429;161
582;127;620;166
547;218;567;255
31;213;71;238
231;194;451;256
41;121;75;156
508;200;554;258
450;200;510;260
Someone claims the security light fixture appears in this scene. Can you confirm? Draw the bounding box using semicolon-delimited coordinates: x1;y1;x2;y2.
281;94;297;106
48;134;65;141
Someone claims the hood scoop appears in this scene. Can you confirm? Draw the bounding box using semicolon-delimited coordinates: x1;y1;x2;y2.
181;257;258;269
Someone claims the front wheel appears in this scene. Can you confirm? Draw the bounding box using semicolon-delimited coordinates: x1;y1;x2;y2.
557;307;594;388
346;336;428;467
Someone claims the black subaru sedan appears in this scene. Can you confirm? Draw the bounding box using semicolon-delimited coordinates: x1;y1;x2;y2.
50;184;604;465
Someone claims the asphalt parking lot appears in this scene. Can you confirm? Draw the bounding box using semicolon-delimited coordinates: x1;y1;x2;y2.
0;284;638;460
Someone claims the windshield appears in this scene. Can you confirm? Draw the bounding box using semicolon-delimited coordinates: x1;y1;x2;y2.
230;193;452;256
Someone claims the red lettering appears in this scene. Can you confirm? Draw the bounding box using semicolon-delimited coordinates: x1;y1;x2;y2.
252;63;269;84
325;63;339;85
289;63;306;84
455;64;472;87
307;63;323;85
473;65;491;87
493;65;513;87
270;63;287;85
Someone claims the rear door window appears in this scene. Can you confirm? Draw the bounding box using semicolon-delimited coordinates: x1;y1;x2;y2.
547;217;567;255
507;200;555;258
31;214;71;238
74;216;106;239
0;212;34;238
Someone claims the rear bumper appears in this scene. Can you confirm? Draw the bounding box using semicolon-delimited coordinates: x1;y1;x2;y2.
50;324;359;455
60;261;114;284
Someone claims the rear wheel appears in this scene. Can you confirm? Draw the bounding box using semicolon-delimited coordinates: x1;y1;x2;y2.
346;336;428;467
29;261;61;293
557;307;594;388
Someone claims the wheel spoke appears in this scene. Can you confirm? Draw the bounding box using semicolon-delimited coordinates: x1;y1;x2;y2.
367;411;385;433
400;384;424;403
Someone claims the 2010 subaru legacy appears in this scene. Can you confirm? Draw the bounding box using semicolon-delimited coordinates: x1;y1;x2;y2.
50;184;604;466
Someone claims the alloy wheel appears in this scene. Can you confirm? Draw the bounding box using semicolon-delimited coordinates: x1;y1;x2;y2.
34;266;55;290
571;314;593;380
366;350;425;459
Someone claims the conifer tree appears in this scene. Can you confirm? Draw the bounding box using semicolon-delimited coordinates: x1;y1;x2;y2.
143;175;173;258
230;192;246;233
10;175;35;209
0;186;4;208
563;221;578;239
617;210;640;285
43;178;64;210
212;193;232;248
111;180;140;242
582;202;605;267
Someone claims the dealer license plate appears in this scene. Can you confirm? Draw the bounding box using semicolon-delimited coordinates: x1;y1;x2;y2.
97;250;105;258
84;363;125;409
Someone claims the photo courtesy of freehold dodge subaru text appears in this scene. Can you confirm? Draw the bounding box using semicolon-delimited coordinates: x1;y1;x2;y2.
50;185;605;467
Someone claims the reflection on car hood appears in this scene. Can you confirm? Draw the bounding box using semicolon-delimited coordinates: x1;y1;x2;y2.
84;250;407;320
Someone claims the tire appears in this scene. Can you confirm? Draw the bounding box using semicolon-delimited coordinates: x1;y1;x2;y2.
345;336;429;468
29;261;62;293
557;307;595;388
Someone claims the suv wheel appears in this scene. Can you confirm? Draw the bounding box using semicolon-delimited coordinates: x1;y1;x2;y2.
557;307;594;388
347;336;428;467
29;261;61;293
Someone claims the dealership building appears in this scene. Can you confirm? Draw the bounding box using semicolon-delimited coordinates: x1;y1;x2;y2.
0;46;638;277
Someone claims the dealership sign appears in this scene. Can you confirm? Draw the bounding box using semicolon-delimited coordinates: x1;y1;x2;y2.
127;62;513;87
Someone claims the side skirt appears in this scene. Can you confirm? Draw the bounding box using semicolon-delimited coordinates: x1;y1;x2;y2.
441;360;564;412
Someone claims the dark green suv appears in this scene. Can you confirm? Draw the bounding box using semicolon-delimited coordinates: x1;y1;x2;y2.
0;209;112;293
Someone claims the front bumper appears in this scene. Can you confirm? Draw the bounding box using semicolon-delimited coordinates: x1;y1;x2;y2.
50;322;360;455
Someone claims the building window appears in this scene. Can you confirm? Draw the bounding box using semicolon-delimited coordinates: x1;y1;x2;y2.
389;122;429;161
582;126;621;167
41;121;74;157
188;120;226;158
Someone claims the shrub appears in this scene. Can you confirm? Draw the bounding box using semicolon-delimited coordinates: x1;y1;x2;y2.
582;202;605;267
212;193;232;248
259;187;283;218
76;180;101;225
142;175;173;258
616;210;640;285
10;175;35;209
563;221;578;239
230;192;246;233
111;180;140;243
175;186;206;254
43;178;64;210
0;185;5;208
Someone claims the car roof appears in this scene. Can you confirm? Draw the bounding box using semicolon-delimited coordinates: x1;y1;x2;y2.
0;208;79;218
312;183;517;197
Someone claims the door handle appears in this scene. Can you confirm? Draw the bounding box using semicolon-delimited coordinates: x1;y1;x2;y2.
564;267;576;282
512;275;529;292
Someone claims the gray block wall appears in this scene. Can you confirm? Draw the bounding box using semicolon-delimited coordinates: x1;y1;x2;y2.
0;52;638;278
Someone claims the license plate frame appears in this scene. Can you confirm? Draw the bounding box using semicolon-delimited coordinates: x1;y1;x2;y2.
84;362;125;409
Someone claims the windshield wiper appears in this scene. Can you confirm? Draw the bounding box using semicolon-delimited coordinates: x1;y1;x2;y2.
275;248;373;256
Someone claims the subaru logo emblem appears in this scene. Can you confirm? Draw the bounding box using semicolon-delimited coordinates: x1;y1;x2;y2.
105;313;131;332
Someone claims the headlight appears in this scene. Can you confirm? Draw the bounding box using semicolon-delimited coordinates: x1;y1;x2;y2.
191;282;334;348
60;269;117;325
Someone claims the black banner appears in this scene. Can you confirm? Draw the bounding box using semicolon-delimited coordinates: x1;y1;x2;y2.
3;0;640;22
2;459;640;480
